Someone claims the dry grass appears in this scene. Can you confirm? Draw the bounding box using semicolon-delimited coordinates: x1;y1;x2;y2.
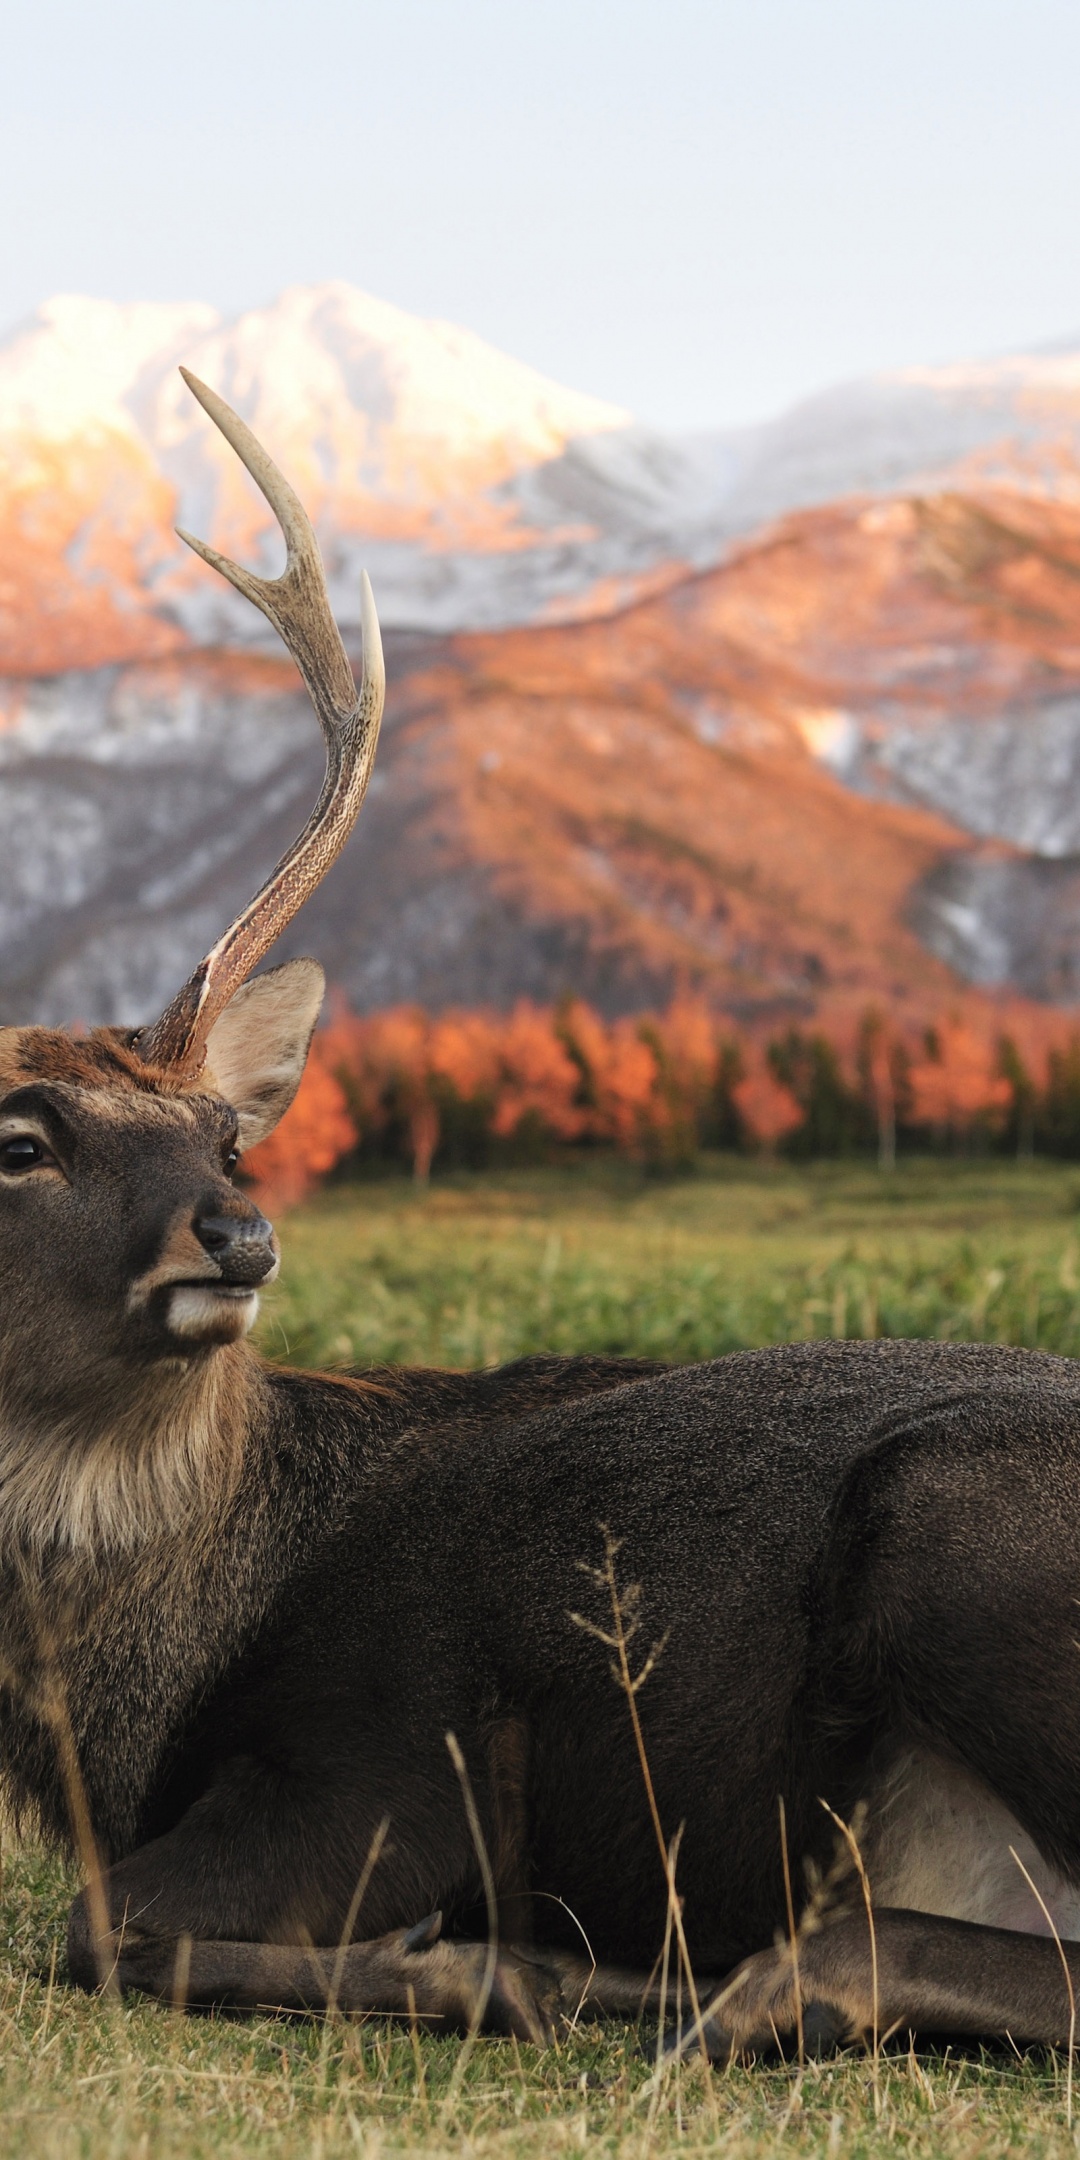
3;1158;1078;2155
0;1839;1074;2160
0;1840;1076;2160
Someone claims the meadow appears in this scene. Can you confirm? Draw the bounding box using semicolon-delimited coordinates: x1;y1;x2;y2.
258;1152;1080;1371
5;1155;1080;2158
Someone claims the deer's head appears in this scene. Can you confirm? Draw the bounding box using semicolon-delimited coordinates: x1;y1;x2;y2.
0;375;384;1457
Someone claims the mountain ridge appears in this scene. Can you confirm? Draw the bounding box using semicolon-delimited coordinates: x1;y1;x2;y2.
10;282;1080;658
5;284;1080;1021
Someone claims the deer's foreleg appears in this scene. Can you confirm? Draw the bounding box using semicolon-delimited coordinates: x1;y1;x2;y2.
69;1898;667;2044
72;1905;563;2041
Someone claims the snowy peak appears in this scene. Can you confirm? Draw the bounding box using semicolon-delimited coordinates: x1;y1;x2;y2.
0;283;709;660
9;285;1080;671
0;284;627;466
149;283;632;515
0;295;220;442
706;342;1080;535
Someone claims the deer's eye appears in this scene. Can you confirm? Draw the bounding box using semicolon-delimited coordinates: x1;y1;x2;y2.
0;1135;54;1174
224;1148;239;1175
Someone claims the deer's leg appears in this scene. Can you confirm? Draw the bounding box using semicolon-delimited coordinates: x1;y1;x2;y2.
63;1743;574;2039
677;1908;1080;2062
70;1897;667;2043
61;1752;644;2044
74;1905;565;2041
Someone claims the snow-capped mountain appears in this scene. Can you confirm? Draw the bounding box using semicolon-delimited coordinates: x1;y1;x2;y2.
7;283;1080;1022
704;344;1080;531
8;283;1080;667
0;284;728;660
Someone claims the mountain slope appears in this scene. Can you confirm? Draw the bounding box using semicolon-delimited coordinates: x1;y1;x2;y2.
8;475;1080;1026
6;288;1080;1021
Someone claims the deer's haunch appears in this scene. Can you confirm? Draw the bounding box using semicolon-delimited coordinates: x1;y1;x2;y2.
0;376;1077;2059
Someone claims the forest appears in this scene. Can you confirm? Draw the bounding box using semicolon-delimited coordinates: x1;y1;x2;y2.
243;994;1080;1207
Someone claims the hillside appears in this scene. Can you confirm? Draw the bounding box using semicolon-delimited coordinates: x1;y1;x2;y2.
7;478;1080;1026
5;286;1080;1024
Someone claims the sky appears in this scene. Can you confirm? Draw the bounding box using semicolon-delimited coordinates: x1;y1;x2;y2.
6;0;1080;432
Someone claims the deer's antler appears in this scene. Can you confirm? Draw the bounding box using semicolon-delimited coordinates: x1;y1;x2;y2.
135;369;385;1074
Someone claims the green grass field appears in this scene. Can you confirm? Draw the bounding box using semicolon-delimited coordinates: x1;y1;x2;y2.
7;1157;1080;2158
257;1153;1080;1371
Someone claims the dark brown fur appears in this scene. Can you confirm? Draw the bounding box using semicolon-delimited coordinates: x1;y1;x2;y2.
5;1021;1080;2053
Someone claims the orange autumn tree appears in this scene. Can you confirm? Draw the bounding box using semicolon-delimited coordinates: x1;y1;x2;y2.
730;1050;803;1154
640;998;720;1165
429;1011;502;1110
329;1007;444;1182
906;1018;1011;1146
490;1004;585;1144
558;1001;664;1155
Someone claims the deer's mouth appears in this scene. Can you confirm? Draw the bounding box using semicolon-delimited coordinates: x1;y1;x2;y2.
165;1282;261;1344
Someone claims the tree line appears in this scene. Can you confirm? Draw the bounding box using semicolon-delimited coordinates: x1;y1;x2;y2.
242;997;1080;1207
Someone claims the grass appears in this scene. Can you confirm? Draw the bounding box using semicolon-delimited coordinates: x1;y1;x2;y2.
7;1154;1080;2156
4;1854;1080;2160
255;1152;1080;1371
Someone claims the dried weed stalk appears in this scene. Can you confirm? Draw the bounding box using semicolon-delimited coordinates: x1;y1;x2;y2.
570;1524;716;2116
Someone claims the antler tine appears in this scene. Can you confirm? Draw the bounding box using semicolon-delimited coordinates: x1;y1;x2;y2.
135;372;386;1075
174;367;360;734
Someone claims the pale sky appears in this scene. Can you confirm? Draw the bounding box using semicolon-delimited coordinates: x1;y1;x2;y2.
5;0;1080;430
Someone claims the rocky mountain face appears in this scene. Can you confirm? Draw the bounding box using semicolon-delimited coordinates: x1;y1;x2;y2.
5;285;1080;1025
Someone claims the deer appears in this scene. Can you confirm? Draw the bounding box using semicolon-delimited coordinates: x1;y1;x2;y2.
2;368;1080;2063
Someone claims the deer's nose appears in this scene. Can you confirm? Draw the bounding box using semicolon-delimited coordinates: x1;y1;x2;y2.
193;1210;277;1286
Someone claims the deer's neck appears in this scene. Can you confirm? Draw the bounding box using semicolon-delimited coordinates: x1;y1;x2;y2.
0;1360;395;1858
0;1344;258;1563
0;1348;279;1855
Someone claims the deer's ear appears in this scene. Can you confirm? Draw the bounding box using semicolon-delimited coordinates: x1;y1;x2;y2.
203;959;325;1149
